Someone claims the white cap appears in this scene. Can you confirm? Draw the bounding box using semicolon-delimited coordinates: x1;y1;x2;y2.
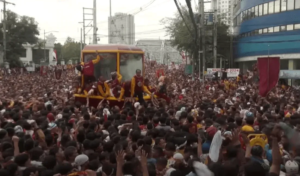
285;160;298;174
75;154;89;166
134;102;140;109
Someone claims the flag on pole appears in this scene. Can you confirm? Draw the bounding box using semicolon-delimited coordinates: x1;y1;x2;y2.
53;50;57;61
258;57;280;97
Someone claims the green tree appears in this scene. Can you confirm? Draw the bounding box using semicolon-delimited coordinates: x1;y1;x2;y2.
161;8;195;56
54;43;63;62
161;8;231;68
0;10;39;67
61;37;81;63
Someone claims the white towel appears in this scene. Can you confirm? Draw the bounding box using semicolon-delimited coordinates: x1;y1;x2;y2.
209;130;223;162
193;161;213;176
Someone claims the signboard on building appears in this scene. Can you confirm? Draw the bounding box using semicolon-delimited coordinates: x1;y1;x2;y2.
279;70;300;79
206;68;240;77
185;65;193;75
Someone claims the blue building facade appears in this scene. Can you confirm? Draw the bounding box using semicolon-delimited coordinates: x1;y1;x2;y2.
232;0;300;70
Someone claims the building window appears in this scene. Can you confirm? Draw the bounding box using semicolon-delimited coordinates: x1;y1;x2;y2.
296;0;300;9
251;7;255;18
281;0;287;11
274;0;280;12
263;3;268;15
287;0;295;10
274;26;280;32
295;24;300;29
248;9;252;19
269;1;274;14
259;29;263;34
287;24;294;30
255;6;259;17
280;25;287;31
243;11;247;21
263;28;268;33
268;27;274;33
259;4;263;16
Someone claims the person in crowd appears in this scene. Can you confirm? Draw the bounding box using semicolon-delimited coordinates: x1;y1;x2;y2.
0;60;299;176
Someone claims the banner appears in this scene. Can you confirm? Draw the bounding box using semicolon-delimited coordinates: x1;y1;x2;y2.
258;57;280;97
55;67;63;80
156;69;164;78
279;70;300;79
40;66;47;76
184;65;192;75
206;68;240;77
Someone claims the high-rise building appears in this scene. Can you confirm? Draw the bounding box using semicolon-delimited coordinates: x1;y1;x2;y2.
211;0;232;25
232;0;300;71
108;13;135;45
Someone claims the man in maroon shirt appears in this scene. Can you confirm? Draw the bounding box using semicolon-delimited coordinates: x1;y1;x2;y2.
76;51;101;86
131;69;145;104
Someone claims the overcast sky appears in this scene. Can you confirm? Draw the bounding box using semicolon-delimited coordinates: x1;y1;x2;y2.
5;0;210;44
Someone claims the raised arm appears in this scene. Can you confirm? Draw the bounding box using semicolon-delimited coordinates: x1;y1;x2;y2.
92;55;101;64
98;84;106;97
117;72;123;82
119;87;125;101
142;86;151;95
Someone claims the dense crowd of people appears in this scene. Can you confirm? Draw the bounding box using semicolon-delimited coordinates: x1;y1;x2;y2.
0;60;299;176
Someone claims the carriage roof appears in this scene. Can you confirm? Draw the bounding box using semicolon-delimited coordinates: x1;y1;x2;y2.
82;44;143;52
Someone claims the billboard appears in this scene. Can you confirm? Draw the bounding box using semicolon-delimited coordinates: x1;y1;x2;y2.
206;68;240;77
279;70;300;79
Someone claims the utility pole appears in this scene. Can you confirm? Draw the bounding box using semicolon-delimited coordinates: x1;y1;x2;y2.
80;28;83;61
43;30;46;64
199;0;206;80
110;0;112;17
83;7;94;45
93;0;97;44
1;0;15;65
213;0;218;68
82;8;85;44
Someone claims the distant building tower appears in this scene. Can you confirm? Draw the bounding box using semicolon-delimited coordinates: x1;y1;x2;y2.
108;13;135;45
211;0;232;26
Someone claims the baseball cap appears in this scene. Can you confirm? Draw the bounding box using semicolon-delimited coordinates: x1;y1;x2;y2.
246;111;254;118
14;125;23;133
47;113;55;122
241;125;254;132
206;126;217;138
75;154;89;166
285;160;298;174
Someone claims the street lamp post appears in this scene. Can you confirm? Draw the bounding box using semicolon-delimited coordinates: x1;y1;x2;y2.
44;30;58;64
1;0;15;65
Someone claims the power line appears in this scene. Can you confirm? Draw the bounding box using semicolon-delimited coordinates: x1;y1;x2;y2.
98;0;159;25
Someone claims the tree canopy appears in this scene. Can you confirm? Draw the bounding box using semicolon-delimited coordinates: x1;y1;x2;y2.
161;7;231;68
59;37;82;64
0;10;39;67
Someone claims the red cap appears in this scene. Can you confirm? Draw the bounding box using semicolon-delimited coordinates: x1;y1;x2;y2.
47;113;55;122
206;126;217;138
68;118;75;124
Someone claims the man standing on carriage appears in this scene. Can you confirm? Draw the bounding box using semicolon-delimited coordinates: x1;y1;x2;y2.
119;79;152;102
105;71;122;98
130;69;147;104
97;76;108;98
76;50;101;87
